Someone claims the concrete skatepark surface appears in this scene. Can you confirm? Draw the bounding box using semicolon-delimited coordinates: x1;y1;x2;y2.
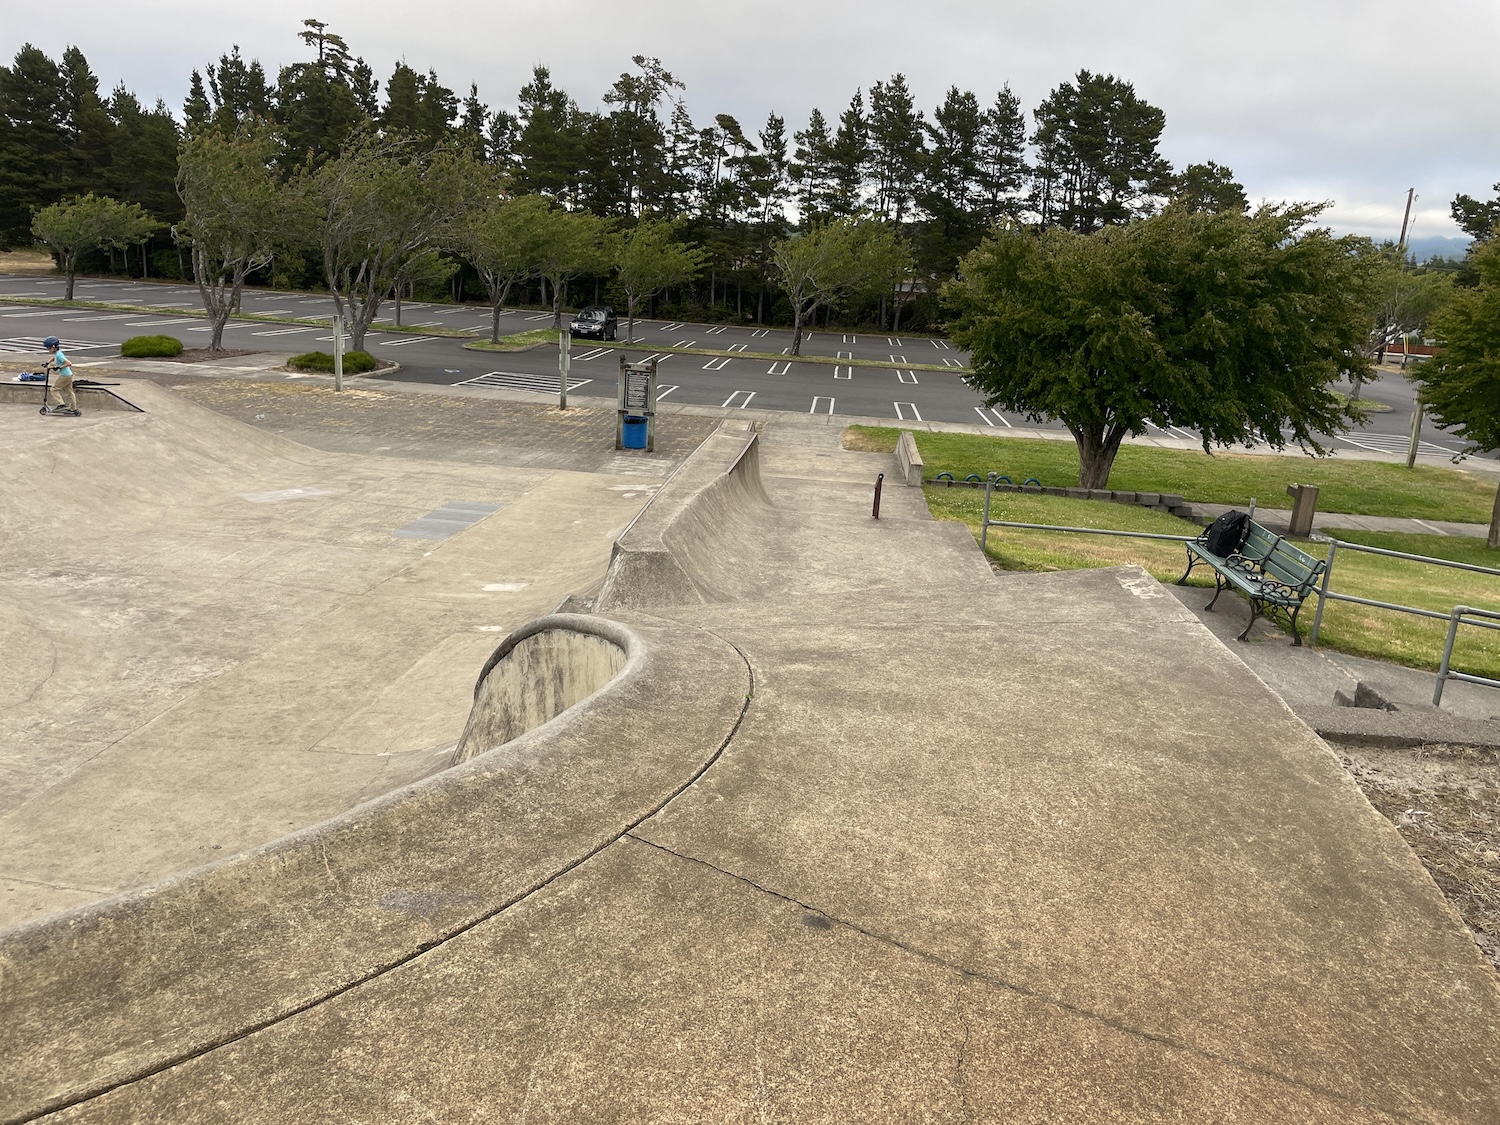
2;383;1499;1122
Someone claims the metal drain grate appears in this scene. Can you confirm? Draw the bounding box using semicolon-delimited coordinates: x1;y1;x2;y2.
394;500;502;540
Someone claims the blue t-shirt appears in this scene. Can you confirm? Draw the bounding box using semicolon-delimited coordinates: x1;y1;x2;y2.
52;349;71;377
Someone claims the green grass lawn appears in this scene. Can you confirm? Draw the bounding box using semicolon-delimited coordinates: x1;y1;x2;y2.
926;485;1500;679
851;426;1496;524
464;328;558;351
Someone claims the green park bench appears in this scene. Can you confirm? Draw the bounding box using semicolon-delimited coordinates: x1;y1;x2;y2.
1176;519;1327;646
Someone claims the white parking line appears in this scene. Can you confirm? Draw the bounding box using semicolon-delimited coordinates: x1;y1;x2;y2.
974;407;1012;428
838;350;851;360
641;353;672;363
251;326;317;336
932;339;951;350
942;358;962;368
673;339;697;348
834;366;851;379
375;335;439;346
62;313;134;321
125;318;194;327
894;401;922;421
896;370;918;384
842;334;857;343
767;362;791;375
722;390;755;408
705;325;728;335
703;357;732;370
659;322;683;331
525;313;552;321
574;348;614;361
655;384;679;399
887;337;902;346
750;329;770;337
810;396;835;415
890;354;906;363
727;343;747;352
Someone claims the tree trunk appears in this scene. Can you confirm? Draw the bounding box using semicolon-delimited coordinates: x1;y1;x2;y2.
65;268;75;301
627;294;637;342
1490;480;1500;550
791;302;805;355
1073;421;1126;490
491;302;502;344
394;288;402;326
551;277;563;329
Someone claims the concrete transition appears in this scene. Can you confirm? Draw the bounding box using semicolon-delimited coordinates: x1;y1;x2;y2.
2;408;1499;1122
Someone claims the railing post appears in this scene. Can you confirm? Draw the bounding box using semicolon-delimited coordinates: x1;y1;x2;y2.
1310;539;1337;645
872;473;884;520
981;472;997;552
1433;606;1465;707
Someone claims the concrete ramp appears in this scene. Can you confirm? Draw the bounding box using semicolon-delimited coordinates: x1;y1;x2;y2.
4;414;1498;1122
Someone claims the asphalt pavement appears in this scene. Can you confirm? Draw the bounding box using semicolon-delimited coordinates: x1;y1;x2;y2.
0;272;1466;452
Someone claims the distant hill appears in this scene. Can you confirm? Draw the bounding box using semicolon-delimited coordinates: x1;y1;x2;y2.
1405;235;1472;263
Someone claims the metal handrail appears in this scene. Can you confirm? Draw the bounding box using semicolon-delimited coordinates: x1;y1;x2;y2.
1434;606;1500;705
1308;537;1500;644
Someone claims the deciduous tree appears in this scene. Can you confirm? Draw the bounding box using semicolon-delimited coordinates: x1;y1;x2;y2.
614;218;707;340
31;192;156;298
771;218;903;353
175;127;283;349
449;193;553;342
949;205;1372;489
1417;238;1500;545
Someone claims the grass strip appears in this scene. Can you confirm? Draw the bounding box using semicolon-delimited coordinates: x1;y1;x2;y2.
463;328;562;352
851;426;1495;523
926;485;1500;677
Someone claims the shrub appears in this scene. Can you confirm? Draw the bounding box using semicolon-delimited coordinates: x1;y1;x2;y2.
120;334;183;358
286;350;379;374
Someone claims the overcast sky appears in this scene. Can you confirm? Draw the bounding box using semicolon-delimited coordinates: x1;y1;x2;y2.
13;0;1498;250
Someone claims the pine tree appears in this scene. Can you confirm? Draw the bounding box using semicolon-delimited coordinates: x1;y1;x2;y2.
1029;70;1173;232
976;86;1027;226
0;45;70;245
791;108;834;223
828;90;869;217
868;74;925;225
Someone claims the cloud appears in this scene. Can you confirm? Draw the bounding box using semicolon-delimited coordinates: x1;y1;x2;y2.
16;0;1498;240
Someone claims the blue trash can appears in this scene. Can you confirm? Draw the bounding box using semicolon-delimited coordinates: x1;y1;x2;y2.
621;415;648;449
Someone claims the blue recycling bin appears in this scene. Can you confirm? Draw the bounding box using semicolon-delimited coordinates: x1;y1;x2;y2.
621;415;648;449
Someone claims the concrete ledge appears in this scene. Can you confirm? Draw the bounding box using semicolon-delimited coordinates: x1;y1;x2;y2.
896;429;922;485
1302;703;1500;749
0;380;142;412
0;612;751;1123
595;419;769;610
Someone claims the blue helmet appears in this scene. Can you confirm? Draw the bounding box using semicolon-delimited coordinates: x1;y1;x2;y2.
43;336;59;350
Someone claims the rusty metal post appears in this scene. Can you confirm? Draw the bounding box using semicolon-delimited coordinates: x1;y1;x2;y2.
873;473;884;519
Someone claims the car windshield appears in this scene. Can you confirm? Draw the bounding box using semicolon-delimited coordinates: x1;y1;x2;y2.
577;310;605;321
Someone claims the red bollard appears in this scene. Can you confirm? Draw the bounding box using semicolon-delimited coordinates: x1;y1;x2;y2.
873;472;884;519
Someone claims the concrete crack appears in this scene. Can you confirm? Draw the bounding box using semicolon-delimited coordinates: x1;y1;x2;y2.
622;835;1436;1125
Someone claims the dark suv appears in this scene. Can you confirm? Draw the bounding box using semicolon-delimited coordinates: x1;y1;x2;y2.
570;305;617;341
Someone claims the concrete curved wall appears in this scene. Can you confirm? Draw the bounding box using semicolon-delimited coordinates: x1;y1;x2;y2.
0;613;750;1124
455;620;630;764
595;420;773;611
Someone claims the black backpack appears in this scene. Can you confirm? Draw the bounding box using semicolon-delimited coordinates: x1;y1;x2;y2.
1203;510;1249;556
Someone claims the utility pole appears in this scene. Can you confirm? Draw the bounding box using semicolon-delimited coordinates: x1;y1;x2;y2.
1397;188;1416;250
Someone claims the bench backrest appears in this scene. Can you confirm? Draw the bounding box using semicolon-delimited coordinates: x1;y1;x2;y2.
1236;520;1325;594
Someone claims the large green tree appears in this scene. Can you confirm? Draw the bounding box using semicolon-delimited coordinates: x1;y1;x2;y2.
1451;183;1500;244
176;127;284;349
948;205;1373;489
31;192;156;298
301;132;484;350
1418;239;1500;546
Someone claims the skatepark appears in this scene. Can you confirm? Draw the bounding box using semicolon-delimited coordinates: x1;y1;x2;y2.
2;366;1498;1123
